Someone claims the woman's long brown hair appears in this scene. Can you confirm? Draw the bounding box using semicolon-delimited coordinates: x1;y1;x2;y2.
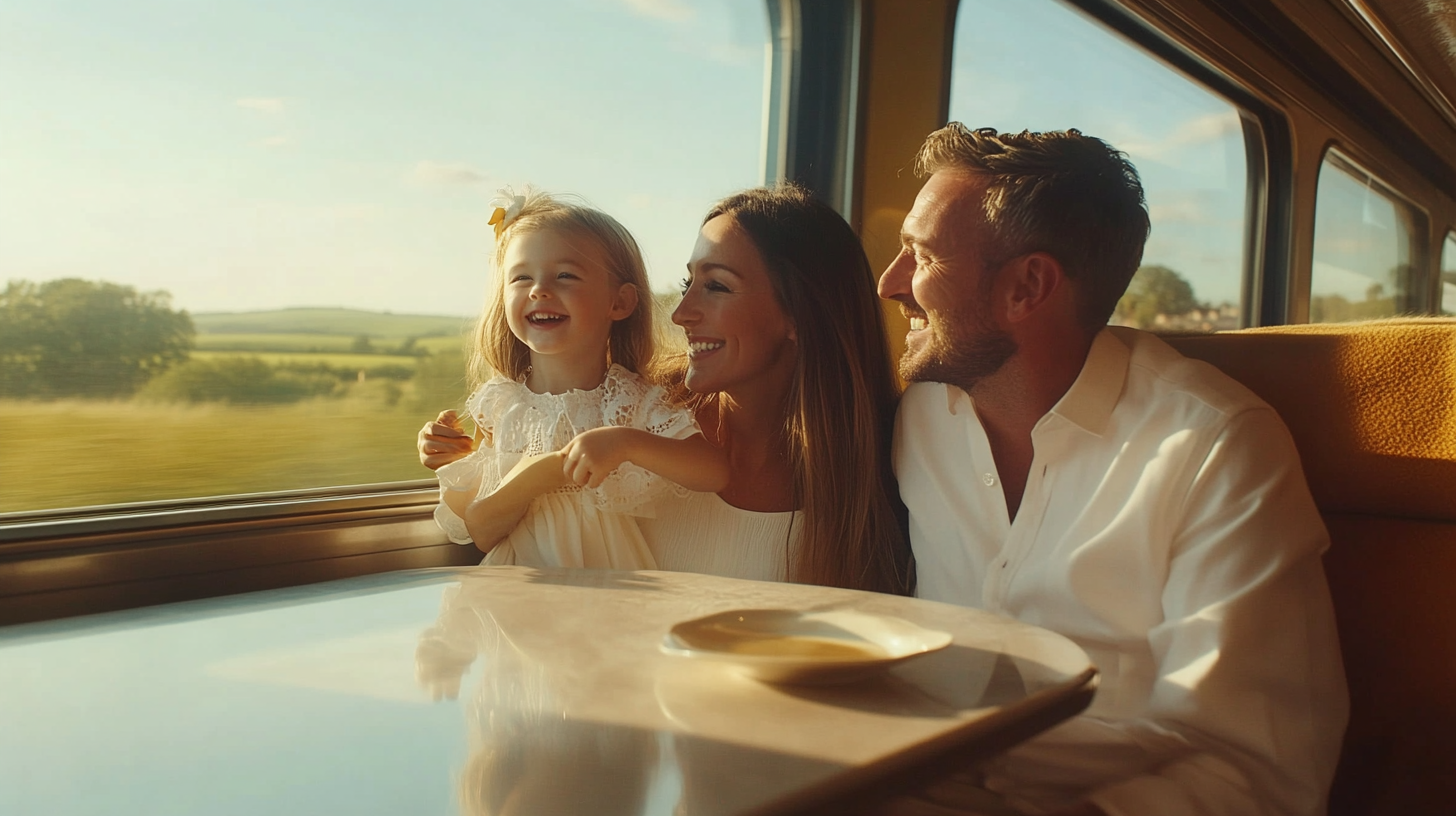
705;185;914;596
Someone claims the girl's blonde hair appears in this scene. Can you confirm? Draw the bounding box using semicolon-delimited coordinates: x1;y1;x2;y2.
469;189;655;387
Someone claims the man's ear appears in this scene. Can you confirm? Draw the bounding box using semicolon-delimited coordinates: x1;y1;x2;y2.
609;283;639;321
1002;252;1064;323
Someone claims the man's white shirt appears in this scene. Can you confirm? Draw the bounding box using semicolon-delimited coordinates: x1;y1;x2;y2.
894;327;1348;816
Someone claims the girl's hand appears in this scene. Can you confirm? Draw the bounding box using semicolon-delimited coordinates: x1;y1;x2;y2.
418;410;475;470
561;427;639;489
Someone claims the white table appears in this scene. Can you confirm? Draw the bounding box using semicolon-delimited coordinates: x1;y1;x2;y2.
1;566;1097;816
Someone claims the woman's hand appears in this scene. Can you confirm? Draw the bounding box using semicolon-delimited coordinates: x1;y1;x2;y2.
560;427;638;489
418;410;475;470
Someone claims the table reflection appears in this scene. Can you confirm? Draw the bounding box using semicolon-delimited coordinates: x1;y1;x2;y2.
417;581;661;816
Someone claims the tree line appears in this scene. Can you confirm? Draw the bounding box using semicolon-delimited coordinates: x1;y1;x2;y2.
1;278;194;398
1;278;464;405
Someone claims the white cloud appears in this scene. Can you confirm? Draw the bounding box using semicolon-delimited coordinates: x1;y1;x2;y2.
409;160;488;186
235;97;286;114
1117;112;1241;165
1149;197;1207;224
623;0;693;23
1168;112;1242;147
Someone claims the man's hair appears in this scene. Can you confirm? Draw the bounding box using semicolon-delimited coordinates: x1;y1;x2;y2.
915;124;1150;331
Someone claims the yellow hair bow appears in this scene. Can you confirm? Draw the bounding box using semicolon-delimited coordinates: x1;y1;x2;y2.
489;192;528;241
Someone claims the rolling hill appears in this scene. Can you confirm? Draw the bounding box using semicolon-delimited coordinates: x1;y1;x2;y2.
191;307;473;338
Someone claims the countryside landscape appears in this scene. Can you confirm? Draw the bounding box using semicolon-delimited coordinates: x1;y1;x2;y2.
1;280;479;513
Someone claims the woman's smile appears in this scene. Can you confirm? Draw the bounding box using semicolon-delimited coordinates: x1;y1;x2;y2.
686;336;725;357
674;215;797;396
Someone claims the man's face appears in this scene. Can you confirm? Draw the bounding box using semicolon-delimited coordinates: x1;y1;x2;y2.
877;170;1017;391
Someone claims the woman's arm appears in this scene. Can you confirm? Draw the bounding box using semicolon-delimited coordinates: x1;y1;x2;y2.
463;451;570;553
560;427;730;493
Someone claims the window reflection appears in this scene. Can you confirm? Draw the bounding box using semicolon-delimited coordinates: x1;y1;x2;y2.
1310;152;1423;323
948;0;1249;333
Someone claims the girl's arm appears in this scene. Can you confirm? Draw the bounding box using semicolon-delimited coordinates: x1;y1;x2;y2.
463;451;570;553
560;428;730;493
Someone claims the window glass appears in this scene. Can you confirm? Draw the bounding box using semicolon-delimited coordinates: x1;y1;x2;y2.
948;0;1249;333
1442;232;1456;316
0;1;767;514
1310;153;1421;323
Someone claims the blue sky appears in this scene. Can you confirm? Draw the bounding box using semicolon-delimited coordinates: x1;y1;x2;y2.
0;0;767;315
3;0;1254;317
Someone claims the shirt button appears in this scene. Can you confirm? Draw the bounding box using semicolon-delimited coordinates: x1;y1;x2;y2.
982;473;997;487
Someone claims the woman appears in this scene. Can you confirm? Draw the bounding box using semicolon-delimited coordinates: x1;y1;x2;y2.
421;185;912;595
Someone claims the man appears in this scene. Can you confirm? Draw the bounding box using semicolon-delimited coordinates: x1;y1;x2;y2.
878;125;1347;816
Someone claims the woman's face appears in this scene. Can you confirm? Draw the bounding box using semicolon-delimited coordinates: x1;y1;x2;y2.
673;215;797;397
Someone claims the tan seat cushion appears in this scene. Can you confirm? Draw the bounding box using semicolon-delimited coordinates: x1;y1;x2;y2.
1165;319;1456;521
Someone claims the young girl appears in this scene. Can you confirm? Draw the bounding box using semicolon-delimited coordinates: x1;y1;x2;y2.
425;188;728;568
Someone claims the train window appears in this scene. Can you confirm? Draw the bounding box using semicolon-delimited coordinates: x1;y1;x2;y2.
0;2;768;515
1309;151;1424;323
948;0;1250;333
1442;232;1456;316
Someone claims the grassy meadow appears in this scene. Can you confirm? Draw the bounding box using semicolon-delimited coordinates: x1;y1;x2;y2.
0;308;474;514
0;394;437;512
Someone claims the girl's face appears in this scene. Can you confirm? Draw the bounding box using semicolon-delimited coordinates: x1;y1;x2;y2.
673;215;797;397
502;228;636;365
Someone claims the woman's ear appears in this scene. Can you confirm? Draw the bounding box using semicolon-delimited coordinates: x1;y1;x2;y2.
609;283;639;321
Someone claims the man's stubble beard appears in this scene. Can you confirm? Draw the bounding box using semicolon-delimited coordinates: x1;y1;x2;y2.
899;304;1018;394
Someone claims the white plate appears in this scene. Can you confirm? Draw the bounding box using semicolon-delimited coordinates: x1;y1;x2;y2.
660;608;953;685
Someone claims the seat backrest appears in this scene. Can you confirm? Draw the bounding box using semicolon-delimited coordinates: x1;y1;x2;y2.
1164;318;1456;816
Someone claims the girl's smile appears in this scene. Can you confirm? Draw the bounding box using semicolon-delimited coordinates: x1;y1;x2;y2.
502;227;637;393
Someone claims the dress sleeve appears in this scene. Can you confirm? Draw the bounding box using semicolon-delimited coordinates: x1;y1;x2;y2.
433;380;518;545
1072;408;1347;816
638;383;701;440
434;449;485;545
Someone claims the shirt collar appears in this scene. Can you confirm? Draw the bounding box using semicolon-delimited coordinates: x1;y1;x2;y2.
1046;328;1129;437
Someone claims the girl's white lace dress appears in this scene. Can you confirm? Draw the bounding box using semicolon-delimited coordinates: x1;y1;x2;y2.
433;364;698;569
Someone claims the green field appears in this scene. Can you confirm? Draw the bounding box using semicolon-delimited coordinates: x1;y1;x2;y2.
0;307;484;514
0;395;447;512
